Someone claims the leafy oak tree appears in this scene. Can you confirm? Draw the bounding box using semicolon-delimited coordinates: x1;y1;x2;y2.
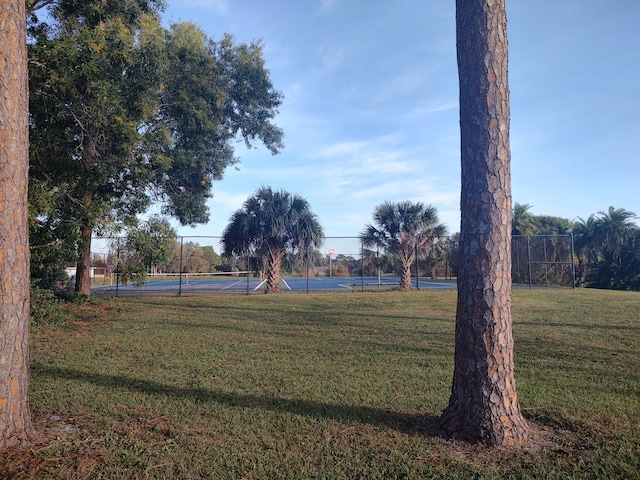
28;3;160;295
439;0;530;446
115;217;176;287
200;246;222;272
28;2;283;295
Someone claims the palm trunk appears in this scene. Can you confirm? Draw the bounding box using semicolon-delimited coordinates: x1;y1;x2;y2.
0;0;36;447
400;259;412;290
399;245;415;290
440;0;529;446
266;249;284;293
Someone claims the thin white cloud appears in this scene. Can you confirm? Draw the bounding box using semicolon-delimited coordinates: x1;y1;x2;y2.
408;99;458;118
318;141;367;157
352;152;414;175
317;139;417;175
312;43;345;74
349;178;457;205
373;68;429;103
319;0;339;13
321;177;460;235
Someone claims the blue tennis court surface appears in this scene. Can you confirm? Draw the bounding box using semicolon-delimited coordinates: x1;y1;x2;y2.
94;276;456;295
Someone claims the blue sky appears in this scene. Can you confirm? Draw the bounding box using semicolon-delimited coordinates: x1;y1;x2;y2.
162;0;640;238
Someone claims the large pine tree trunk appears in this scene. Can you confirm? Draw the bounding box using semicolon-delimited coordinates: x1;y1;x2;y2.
439;0;530;446
0;0;36;448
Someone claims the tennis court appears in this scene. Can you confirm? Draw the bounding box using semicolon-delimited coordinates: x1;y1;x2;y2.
93;273;456;296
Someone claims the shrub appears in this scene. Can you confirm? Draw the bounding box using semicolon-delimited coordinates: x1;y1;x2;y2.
30;283;70;330
331;264;350;277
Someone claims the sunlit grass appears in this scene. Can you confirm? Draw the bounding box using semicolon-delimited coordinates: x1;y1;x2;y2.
3;289;638;479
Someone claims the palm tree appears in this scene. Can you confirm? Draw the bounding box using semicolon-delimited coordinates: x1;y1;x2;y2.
512;203;538;237
597;206;638;263
574;214;600;285
360;201;447;290
221;187;324;293
575;207;639;289
511;203;538;284
574;215;601;262
536;215;573;235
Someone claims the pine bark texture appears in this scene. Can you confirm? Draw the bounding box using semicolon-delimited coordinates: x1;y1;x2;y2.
0;0;35;448
439;0;530;446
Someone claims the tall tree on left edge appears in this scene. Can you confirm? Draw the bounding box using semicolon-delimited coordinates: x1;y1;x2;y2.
0;0;37;448
28;1;284;296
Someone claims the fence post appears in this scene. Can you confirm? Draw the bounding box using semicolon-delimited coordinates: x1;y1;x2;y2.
361;240;365;292
306;248;310;294
543;237;549;287
415;241;419;289
246;250;250;295
115;239;120;298
527;237;532;290
570;232;576;289
178;236;183;296
377;245;381;287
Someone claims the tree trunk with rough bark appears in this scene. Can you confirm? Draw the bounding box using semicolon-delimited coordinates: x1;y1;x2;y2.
75;225;93;296
0;0;36;448
266;249;284;293
400;258;412;290
439;0;530;446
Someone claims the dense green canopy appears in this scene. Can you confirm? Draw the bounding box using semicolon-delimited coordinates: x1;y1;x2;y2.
27;0;284;294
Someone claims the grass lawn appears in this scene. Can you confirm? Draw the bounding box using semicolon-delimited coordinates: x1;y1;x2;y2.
2;289;639;479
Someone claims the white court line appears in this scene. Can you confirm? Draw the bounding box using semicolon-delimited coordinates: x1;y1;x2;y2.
220;279;247;291
252;278;291;291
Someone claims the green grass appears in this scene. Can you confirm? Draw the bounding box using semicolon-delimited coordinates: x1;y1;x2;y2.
2;289;639;479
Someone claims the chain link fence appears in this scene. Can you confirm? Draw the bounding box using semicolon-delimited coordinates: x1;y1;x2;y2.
512;234;575;289
82;234;574;295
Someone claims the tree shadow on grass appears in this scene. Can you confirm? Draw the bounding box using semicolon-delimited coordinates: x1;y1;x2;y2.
32;364;440;437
